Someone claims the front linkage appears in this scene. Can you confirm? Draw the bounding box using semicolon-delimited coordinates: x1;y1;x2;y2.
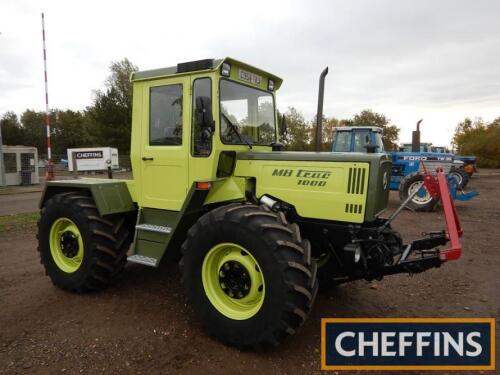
296;168;463;284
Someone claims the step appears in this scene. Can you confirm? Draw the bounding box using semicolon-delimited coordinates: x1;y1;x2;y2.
135;224;172;234
127;254;159;267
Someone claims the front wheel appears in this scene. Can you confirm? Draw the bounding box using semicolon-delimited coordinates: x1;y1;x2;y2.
399;172;439;212
180;203;318;350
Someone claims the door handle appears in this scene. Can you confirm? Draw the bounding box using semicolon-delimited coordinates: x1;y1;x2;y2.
142;157;154;161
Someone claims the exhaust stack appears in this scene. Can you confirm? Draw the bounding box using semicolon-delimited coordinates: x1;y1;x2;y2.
315;67;329;152
411;119;423;152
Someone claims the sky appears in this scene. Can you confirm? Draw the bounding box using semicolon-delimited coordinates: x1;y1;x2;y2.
1;0;499;147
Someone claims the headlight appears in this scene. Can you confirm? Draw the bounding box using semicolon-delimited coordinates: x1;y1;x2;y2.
268;79;275;91
344;243;362;263
221;63;231;77
354;246;361;263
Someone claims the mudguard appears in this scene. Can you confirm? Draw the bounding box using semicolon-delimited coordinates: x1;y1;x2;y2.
39;179;135;216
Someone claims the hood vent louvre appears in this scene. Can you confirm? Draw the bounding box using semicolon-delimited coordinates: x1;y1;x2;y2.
347;167;366;194
345;203;363;214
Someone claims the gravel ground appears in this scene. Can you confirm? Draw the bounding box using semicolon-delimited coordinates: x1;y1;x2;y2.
0;172;499;374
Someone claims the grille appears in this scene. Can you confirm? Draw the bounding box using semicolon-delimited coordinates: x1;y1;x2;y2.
345;203;363;214
177;59;214;73
347;167;366;194
419;161;452;174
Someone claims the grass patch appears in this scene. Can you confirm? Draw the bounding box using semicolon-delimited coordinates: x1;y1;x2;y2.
0;212;39;233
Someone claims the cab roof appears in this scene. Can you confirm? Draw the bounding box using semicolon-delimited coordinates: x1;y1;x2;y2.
130;57;283;89
334;126;383;132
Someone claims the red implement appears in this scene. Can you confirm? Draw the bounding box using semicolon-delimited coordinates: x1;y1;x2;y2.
422;166;463;261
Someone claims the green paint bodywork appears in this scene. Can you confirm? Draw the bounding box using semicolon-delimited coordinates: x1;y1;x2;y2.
204;177;246;205
236;151;386;163
40;179;135;217
129;185;210;264
234;151;391;223
131;57;283;91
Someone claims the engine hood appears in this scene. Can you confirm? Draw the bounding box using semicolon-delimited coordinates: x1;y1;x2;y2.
237;151;390;163
234;151;391;223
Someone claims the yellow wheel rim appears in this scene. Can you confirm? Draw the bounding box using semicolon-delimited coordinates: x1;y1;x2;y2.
49;217;84;273
202;243;265;320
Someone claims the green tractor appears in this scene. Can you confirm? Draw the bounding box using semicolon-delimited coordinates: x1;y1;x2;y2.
37;58;462;350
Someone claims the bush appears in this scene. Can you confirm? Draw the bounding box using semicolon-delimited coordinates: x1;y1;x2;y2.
453;117;500;168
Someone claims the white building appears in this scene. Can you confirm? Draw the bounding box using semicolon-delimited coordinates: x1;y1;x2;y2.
0;145;40;186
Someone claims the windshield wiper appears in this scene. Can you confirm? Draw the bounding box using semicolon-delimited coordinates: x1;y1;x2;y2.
221;112;252;149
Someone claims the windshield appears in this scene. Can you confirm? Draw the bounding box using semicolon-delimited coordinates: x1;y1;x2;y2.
332;131;351;152
400;144;430;152
333;130;385;152
220;79;276;145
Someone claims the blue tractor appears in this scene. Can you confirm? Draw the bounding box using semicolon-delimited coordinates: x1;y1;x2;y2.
331;125;478;211
399;143;475;187
429;145;478;180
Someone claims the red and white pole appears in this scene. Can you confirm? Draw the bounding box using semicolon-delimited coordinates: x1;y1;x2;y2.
41;12;55;180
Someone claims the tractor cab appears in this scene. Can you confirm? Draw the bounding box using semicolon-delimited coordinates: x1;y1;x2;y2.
399;142;433;152
128;58;282;211
331;126;385;153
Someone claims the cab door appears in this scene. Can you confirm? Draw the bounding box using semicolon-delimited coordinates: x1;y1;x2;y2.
140;77;190;211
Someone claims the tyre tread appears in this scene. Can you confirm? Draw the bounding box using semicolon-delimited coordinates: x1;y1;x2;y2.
179;202;318;350
37;191;133;293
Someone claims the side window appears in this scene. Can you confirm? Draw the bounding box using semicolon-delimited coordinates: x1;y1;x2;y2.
192;78;213;156
150;84;183;146
4;153;17;173
333;131;352;152
257;96;275;143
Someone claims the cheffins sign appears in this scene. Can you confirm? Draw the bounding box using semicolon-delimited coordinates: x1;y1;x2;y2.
321;318;495;370
75;151;103;159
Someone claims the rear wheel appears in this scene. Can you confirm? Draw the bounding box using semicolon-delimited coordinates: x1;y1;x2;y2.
37;192;132;292
399;172;439;212
180;203;318;350
449;167;470;189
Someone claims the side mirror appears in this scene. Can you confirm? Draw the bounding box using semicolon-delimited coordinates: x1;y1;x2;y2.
363;144;380;154
280;114;287;136
196;96;215;131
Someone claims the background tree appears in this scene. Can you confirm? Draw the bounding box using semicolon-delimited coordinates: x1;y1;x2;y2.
0;112;24;145
52;110;94;154
453;117;500;168
19;110;47;154
342;109;400;150
86;58;138;153
308;116;341;151
282;107;311;151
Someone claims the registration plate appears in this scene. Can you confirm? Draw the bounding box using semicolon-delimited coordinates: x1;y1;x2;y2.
239;69;261;85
